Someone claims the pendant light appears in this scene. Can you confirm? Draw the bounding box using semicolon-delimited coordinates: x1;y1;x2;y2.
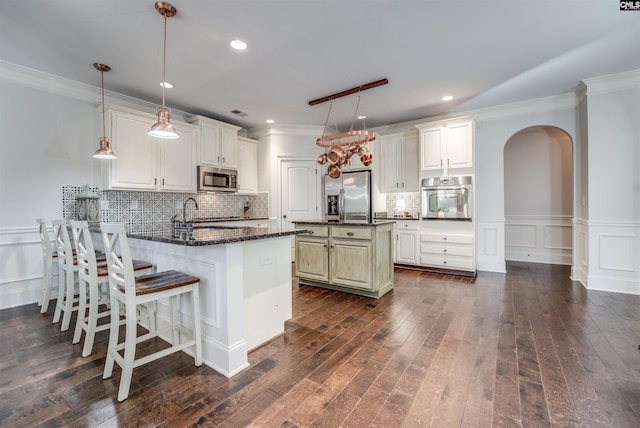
148;1;179;139
93;63;117;159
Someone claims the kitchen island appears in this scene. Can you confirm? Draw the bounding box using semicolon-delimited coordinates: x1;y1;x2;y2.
93;225;305;378
293;221;395;298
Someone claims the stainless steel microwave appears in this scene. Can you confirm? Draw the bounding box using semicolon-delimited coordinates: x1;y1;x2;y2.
197;166;238;192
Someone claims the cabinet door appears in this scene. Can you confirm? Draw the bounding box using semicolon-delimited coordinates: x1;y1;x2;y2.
396;231;418;264
237;138;258;194
199;123;222;166
109;111;157;190
220;127;238;168
399;134;419;191
295;237;329;282
446;121;473;170
420;127;444;171
161;123;197;192
380;135;400;193
330;239;373;289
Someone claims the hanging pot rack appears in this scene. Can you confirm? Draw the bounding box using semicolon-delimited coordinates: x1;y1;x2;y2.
311;78;387;178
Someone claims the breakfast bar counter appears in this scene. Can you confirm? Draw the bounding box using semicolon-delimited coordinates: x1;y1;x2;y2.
93;225;305;378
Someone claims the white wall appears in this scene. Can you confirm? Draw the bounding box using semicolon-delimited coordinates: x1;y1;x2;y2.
473;95;577;273
582;74;640;293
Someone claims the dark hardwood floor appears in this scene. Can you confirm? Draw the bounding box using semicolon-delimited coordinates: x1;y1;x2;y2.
2;262;640;427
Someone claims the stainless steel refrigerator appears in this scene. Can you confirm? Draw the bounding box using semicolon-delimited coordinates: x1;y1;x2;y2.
323;170;372;223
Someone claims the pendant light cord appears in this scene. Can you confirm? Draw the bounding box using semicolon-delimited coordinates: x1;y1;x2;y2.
101;69;106;138
161;14;167;108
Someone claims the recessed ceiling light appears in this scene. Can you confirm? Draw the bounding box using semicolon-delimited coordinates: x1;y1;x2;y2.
160;82;174;89
266;119;275;124
230;39;247;50
357;115;366;120
442;95;453;101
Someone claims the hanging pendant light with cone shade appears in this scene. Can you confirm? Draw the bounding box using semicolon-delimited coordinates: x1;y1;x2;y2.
148;1;179;139
93;63;117;159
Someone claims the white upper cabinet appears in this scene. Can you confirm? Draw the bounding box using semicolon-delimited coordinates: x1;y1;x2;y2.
237;136;258;194
380;131;419;193
186;115;241;169
417;119;473;175
103;106;197;192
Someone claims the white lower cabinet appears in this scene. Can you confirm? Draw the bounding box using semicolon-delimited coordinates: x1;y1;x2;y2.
420;232;474;271
294;222;395;298
395;221;419;264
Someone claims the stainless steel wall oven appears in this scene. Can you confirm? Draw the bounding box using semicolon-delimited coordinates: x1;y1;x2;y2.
421;176;473;220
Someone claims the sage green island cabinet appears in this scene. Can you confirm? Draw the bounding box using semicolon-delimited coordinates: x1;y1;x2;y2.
294;221;395;298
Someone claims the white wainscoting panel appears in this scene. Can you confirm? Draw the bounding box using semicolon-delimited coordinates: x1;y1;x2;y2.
587;221;640;294
571;219;588;287
505;215;572;265
477;218;506;272
0;226;56;310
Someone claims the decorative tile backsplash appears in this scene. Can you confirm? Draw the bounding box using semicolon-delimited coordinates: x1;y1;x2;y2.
385;192;420;218
62;185;269;233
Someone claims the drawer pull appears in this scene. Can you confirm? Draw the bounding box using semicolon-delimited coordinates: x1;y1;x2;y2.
443;237;447;241
347;232;354;236
308;231;314;235
443;249;447;253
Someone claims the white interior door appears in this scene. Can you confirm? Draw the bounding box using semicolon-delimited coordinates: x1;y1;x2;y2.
280;159;319;230
280;159;320;261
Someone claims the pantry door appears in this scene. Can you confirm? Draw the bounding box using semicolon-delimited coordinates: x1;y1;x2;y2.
280;158;320;231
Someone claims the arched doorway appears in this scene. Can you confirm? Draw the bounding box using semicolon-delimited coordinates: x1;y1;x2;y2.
503;126;573;267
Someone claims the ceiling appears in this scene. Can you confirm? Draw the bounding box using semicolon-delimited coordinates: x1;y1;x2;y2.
1;0;639;131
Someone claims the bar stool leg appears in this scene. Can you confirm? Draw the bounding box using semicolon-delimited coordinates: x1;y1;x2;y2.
103;293;119;380
52;264;65;323
40;260;55;314
117;301;139;402
192;286;203;366
60;265;75;332
72;277;89;346
171;296;180;346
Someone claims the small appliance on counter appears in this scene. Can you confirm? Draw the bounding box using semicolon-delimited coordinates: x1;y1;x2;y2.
324;170;372;222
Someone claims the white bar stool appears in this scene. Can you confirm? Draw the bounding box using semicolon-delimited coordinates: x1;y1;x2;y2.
70;220;155;357
36;219;57;314
100;223;203;402
51;219;79;331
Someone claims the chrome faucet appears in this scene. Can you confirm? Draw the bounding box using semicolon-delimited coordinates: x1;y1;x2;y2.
182;197;199;225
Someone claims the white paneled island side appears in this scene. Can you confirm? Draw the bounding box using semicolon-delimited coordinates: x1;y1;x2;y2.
92;225;305;378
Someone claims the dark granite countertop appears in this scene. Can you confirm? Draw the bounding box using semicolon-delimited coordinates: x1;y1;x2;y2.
293;220;396;227
126;226;304;247
189;216;269;223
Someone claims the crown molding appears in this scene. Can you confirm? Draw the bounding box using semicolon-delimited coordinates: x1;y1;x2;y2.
0;60;191;118
248;124;326;139
581;69;640;95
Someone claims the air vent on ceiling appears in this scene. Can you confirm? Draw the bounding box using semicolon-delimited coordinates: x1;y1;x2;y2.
231;109;248;117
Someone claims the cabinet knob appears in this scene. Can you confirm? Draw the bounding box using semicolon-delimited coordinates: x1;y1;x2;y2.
443;249;447;253
347;232;354;236
444;261;447;264
217;156;220;162
308;230;314;234
223;157;226;163
443;237;447;241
